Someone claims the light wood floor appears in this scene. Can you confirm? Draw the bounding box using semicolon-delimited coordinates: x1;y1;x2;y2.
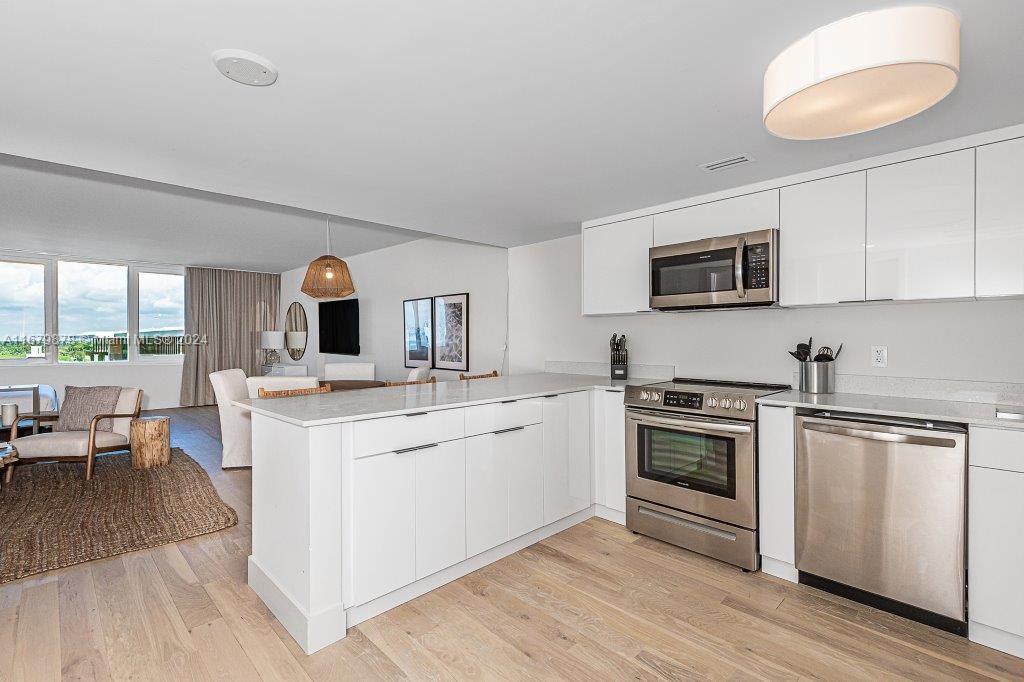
2;407;1023;681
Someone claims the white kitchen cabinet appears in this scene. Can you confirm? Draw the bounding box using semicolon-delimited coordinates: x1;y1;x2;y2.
542;391;592;524
968;426;1024;658
582;215;653;315
593;389;626;515
465;433;509;557
866;149;975;301
757;405;797;582
415;440;466;579
780;173;866;306
977;138;1024;297
653;190;779;247
506;424;544;539
351;451;416;605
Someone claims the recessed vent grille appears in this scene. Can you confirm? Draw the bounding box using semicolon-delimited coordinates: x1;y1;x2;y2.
701;154;753;173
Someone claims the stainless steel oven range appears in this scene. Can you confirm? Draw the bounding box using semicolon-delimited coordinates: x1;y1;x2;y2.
624;378;788;570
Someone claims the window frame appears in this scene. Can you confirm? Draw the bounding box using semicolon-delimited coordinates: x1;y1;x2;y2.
0;253;52;366
0;250;185;367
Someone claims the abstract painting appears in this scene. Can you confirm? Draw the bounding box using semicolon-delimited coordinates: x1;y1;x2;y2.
403;297;432;368
432;293;468;371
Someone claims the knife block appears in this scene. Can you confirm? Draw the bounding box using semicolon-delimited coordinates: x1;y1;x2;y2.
610;349;628;380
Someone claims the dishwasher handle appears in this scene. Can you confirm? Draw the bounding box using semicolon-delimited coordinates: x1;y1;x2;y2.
801;421;959;449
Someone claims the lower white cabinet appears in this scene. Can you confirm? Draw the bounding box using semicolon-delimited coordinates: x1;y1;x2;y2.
542;391;592;524
507;424;544;538
466;433;509;557
415;440;466;580
593;389;626;514
757;405;797;581
968;426;1024;657
352;451;416;605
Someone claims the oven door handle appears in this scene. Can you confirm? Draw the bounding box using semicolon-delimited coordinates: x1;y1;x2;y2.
734;236;746;299
627;411;751;435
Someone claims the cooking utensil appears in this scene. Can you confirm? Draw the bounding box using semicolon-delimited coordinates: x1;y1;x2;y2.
789;350;805;362
833;343;843;360
813;346;834;362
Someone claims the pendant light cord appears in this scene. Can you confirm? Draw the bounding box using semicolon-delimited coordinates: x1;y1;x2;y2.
326;215;332;255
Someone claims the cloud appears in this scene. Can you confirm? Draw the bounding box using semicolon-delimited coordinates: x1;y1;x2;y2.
58;262;128;336
0;262;45;339
139;273;184;332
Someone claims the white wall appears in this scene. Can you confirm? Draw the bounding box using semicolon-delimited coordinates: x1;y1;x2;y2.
0;362;182;410
280;237;509;382
509;234;1024;386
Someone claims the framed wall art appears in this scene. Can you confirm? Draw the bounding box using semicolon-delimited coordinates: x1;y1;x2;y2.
432;292;468;372
403;297;433;368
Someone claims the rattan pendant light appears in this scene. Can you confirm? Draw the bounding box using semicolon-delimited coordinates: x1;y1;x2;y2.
301;216;355;298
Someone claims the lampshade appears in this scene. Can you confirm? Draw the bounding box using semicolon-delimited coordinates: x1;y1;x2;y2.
300;255;355;298
285;331;307;349
260;331;285;350
763;6;959;140
301;215;356;299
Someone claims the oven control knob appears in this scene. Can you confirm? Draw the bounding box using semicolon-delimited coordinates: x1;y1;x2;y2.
639;390;649;400
651;392;661;401
721;398;733;409
736;399;747;411
707;397;718;408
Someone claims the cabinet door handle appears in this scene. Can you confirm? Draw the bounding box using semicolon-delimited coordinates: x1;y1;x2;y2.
542;394;558;398
500;400;518;404
404;412;429;417
494;426;525;435
394;443;439;454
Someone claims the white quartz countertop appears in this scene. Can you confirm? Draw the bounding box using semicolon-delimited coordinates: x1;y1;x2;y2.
233;373;653;427
757;390;1024;430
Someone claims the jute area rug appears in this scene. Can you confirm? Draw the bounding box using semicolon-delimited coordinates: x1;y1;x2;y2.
0;449;237;583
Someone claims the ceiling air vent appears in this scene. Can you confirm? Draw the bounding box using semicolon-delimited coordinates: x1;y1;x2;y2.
700;154;754;173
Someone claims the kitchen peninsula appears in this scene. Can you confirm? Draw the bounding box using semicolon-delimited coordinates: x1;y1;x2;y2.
234;373;635;654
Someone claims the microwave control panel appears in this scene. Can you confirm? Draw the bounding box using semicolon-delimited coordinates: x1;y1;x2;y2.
745;242;771;289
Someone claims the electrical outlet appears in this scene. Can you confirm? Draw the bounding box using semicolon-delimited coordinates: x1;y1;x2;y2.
871;345;888;368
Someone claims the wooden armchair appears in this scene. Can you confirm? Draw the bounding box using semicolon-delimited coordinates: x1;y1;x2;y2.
7;388;143;482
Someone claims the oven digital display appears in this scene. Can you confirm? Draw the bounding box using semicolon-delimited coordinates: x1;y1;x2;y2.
663;391;702;409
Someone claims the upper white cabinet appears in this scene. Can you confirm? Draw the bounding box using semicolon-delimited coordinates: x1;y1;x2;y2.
866;149;975;301
542;391;592;524
780;173;866;305
582;215;653;315
977;138;1024;297
653;190;778;247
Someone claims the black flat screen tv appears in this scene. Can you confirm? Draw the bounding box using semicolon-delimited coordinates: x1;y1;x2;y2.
319;299;360;355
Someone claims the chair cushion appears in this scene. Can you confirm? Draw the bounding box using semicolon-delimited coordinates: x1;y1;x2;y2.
13;431;129;459
56;386;121;432
111;388;142;437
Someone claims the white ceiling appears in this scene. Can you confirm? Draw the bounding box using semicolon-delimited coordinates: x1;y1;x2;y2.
0;154;423;272
2;1;1024;249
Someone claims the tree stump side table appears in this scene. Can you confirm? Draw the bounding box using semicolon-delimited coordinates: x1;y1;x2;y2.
130;416;171;470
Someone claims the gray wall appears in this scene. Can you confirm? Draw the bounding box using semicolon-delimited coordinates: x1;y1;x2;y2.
509;234;1024;386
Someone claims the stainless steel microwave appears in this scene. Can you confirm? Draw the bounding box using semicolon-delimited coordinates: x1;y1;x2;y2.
649;228;778;310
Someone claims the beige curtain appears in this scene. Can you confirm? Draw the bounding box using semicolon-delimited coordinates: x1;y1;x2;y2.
180;267;280;407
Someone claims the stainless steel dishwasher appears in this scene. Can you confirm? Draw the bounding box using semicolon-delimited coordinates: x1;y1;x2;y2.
795;411;967;635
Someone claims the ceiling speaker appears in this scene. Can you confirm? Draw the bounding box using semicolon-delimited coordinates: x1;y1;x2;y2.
212;49;278;87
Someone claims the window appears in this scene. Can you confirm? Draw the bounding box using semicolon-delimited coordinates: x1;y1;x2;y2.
0;260;45;360
58;261;128;362
138;272;185;356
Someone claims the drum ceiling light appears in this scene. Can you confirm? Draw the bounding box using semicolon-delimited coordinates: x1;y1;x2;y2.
763;6;960;140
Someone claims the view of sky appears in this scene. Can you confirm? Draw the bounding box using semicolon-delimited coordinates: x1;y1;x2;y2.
0;261;184;340
139;272;185;333
0;261;45;340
